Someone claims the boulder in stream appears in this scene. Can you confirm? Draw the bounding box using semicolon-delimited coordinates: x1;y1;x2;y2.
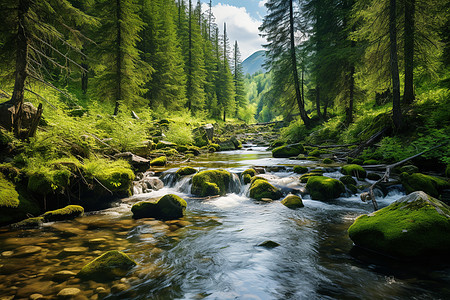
348;191;450;258
249;178;282;201
191;169;233;197
272;143;305;158
42;205;84;222
340;164;367;179
132;194;187;220
400;172;449;198
305;176;345;201
281;194;304;209
150;156;167;166
176;166;197;177
78;250;136;281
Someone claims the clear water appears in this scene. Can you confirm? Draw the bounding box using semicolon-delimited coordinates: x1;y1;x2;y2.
1;146;449;300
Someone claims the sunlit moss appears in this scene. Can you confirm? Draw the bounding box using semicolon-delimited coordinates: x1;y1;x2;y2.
191;169;232;197
78;250;136;281
306;176;345;201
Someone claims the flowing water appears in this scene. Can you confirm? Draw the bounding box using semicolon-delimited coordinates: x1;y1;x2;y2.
1;146;450;299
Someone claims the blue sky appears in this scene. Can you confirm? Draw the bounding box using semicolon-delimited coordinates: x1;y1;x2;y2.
201;0;268;59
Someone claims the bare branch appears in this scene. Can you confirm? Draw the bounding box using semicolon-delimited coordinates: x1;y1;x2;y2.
24;88;57;109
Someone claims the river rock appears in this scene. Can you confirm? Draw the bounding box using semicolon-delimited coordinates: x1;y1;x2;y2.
272;143;304;158
176;166;197;177
12;246;42;257
78;250;136;281
53;271;77;282
30;294;45;300
281;194;304;209
114;152;150;172
149;156;166;167
340;164;367;179
111;283;129;294
42;205;84;222
348;191;450;257
249;178;282;201
58;247;89;257
400;172;450;198
131;194;187;220
191;169;233;197
305;176;345;201
57;287;81;298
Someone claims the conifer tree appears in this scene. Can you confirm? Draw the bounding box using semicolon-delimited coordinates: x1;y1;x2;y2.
91;0;151;115
233;41;247;118
216;23;235;121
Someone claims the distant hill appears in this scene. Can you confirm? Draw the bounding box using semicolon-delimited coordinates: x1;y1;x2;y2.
242;50;267;75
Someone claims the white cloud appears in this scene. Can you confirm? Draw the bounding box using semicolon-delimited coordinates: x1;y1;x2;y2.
258;0;268;8
203;3;266;60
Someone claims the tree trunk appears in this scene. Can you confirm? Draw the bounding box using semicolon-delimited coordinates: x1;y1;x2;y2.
11;0;30;135
114;0;122;116
345;64;355;125
187;0;192;111
315;86;322;119
389;0;402;130
223;109;226;122
81;61;88;94
289;0;310;127
403;0;415;105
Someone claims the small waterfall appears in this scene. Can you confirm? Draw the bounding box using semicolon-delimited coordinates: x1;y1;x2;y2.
161;171;179;187
133;171;164;195
174;175;194;194
229;173;242;195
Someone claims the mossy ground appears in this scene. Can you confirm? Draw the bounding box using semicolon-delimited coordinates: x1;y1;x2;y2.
348;192;450;257
191;169;232;197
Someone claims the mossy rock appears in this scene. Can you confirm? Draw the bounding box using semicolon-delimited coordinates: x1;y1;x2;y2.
348;191;450;257
243;174;252;184
305;176;345;201
78;250;136;281
0;174;40;226
163;149;179;157
11;217;44;228
150;156;167;167
322;158;333;164
341;164;367;179
250;176;267;185
281;194;304;209
272;143;304;158
242;168;256;177
293;166;308;174
176;166;197;177
363;159;379;165
42;205;84;222
399;164;419;175
27;169;71;196
400;172;450;198
347;184;358;194
209;143;221;152
299;173;321;183
308;149;321;157
131;194;187;220
310;169;325;174
270;140;284;148
191;169;233;197
340;175;356;186
352;158;364;165
249;180;282;201
156;141;176;149
367;173;382;181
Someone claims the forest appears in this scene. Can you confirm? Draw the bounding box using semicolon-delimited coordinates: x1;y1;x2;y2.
0;0;450;299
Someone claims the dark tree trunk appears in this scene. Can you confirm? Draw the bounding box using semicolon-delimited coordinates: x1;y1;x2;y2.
389;0;402;130
315;86;322;119
81;61;88;94
114;0;122;116
223;109;226;122
323;98;329;120
345;64;355;125
11;0;30;135
289;0;310;127
403;0;415;105
187;0;192;110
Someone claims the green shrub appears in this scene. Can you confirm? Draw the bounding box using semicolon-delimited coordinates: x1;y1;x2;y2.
165;122;194;145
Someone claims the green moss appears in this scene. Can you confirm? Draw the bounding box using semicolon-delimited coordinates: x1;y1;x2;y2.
132;194;187;220
323;158;333;164
341;164;367;179
191;169;232;197
11;217;44;228
400;172;450;198
308;149;321;157
272;143;304;158
347;184;358;194
250;176;268;185
0;173;20;208
299;173;321;183
306;176;345;201
270;140;284;148
340;175;357;186
281;194;304;209
84;159;135;193
243;173;252;184
367;173;382;181
150;156;167;167
78;250;136;281
249;180;282;201
399;165;419;175
209;143;221;152
42;205;84;222
176;166;197;176
242;168;256;177
363;159;379;165
163;149;179;156
348;191;450;257
293;166;308;174
156;141;176;149
27;168;71;196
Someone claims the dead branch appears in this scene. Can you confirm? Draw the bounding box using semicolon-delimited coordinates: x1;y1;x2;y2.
85;132;120;154
24;88;57;109
304;143;359;149
348;127;389;158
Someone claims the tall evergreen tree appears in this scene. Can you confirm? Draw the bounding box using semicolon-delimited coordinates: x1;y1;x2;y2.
232;41;247;118
389;0;402;129
91;0;151;115
216;23;235;121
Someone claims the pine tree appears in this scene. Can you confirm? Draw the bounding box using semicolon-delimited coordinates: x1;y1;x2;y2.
260;0;311;126
216;23;235;121
91;0;151;115
232;41;247;118
389;0;402;129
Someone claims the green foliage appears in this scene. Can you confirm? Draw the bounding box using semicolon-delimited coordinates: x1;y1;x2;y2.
0;173;20;208
83;158;135;192
400;173;450;198
164;122;194;145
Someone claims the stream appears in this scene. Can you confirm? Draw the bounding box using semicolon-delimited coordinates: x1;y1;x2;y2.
1;146;450;299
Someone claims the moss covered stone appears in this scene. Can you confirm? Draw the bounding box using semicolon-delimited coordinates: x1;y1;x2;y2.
11;217;44;228
272;143;304;158
78;250;136;281
243;174;252;184
27;169;71;196
293;166;308;174
150;156;167;167
348;191;450;257
347;184;358;194
323;158;333;164
132;194;187;220
42;205;84;222
85;159;135;194
191;169;232;197
299;173;321;183
242;168;256;177
340;175;357;186
306;176;345;201
363;159;379;165
249;180;282;201
281;194;304;209
367;173;382;181
308;149;321;157
176;166;197;176
399;165;419;175
341;164;367;179
400;172;450;198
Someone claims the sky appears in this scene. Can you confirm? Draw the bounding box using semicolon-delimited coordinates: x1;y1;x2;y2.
201;0;268;60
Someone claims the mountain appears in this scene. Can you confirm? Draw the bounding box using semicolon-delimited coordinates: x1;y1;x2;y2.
242;50;267;75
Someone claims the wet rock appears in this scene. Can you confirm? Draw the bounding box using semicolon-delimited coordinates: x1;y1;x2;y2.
348;191;450;257
111;283;129;294
293;166;308;174
78;250;136;281
10;217;44;229
339;175;357;186
58;247;89;257
149;156;167;167
191;169;233;197
12;246;42;257
305;176;345;201
400;172;449;198
132;194;187;220
53;271;77;282
1;251;13;257
249;178;282;201
399;164;419;175
258;241;280;248
42;205;84;222
57;287;81;298
29;294;45;300
367;173;382;181
281;194;304;209
176;166;197;177
114;152;150;172
272;143;304;158
340;164;367;179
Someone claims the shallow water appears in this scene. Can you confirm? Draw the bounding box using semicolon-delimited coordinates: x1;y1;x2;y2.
1;146;450;299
